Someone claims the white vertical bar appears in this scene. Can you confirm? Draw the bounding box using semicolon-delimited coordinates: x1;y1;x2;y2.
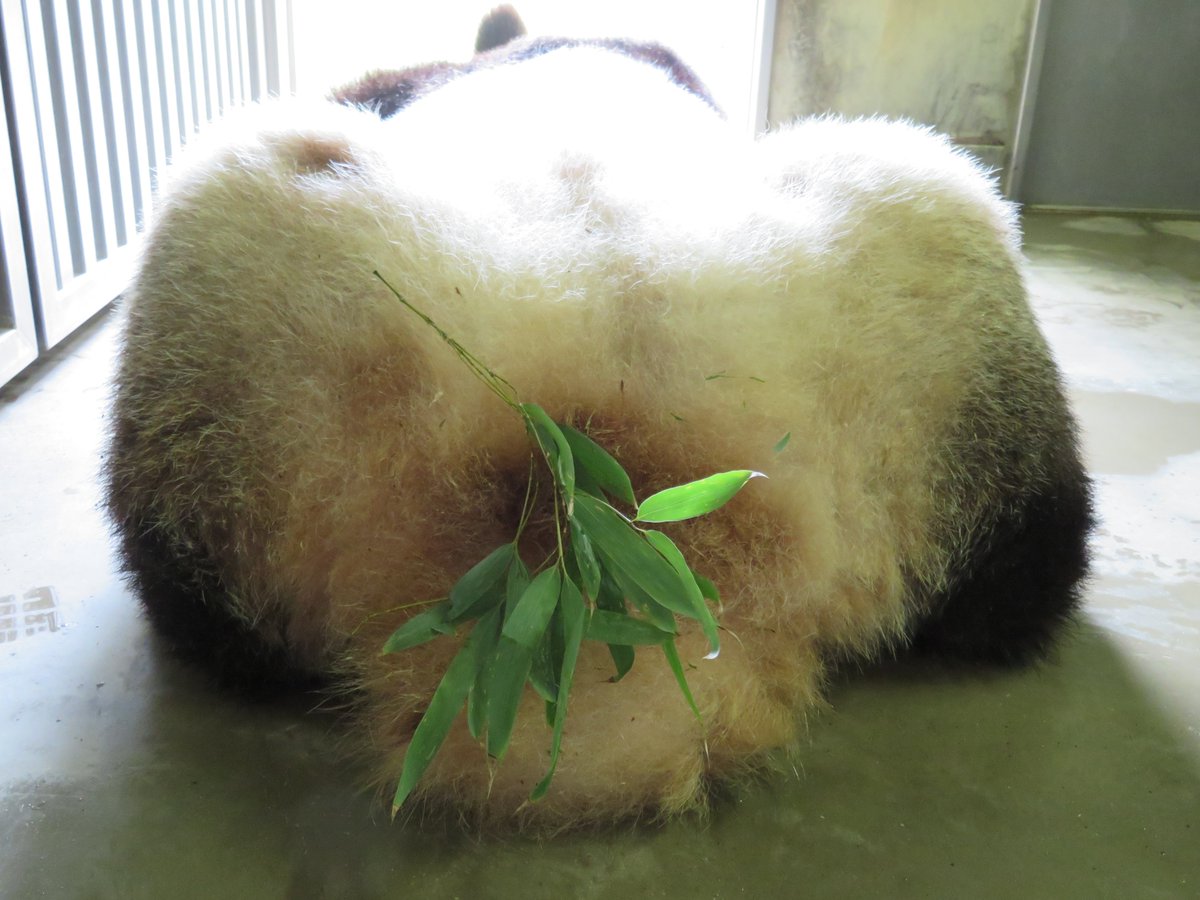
1007;0;1052;201
97;0;138;243
233;0;248;106
111;0;153;231
245;0;265;101
209;0;228;115
166;0;193;143
749;0;777;135
131;0;167;187
261;0;277;96
6;0;67;291
75;0;119;258
50;0;98;277
186;0;210;126
159;0;187;158
0;3;40;380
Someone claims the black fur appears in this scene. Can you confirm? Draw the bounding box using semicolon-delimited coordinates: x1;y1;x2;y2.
115;520;326;698
106;399;327;703
475;5;526;53
908;468;1094;665
331;63;459;120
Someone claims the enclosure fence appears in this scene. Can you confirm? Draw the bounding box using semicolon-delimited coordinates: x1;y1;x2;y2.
0;0;294;387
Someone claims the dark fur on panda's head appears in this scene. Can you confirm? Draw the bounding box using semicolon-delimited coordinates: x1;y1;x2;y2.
331;7;721;119
476;4;526;53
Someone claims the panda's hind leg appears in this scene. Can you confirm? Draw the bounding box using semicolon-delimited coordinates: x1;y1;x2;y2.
907;462;1094;666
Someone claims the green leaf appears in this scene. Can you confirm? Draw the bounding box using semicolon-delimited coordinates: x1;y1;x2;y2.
529;606;563;703
572;494;695;627
693;571;720;606
391;619;490;815
605;556;678;634
530;578;587;801
634;470;763;524
773;431;791;453
663;639;702;722
447;543;516;621
505;554;530;618
502;567;562;650
586;609;671;645
521;403;575;504
573;463;603;499
466;606;504;740
570;520;602;599
606;643;635;682
381;602;454;655
485;635;534;761
644;530;719;656
560;424;636;506
595;572;636;681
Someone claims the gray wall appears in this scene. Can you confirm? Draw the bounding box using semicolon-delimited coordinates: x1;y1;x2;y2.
768;0;1037;173
1016;0;1200;212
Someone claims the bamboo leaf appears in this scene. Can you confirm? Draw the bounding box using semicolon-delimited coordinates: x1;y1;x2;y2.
572;494;696;626
586;609;672;645
606;643;635;682
634;471;764;524
381;602;453;655
447;543;515;621
521;403;575;504
595;571;636;680
693;571;720;606
485;636;534;761
570;520;602;599
529;607;562;703
505;554;531;618
530;578;587;801
466;606;504;740
573;464;603;499
560;424;636;506
644;530;719;656
605;557;678;634
773;431;791;453
502;567;562;650
390;619;490;815
662;639;702;722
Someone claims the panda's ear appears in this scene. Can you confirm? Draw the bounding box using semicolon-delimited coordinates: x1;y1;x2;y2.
475;5;527;54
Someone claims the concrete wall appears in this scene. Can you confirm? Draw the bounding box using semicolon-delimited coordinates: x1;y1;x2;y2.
1015;0;1200;213
768;0;1036;173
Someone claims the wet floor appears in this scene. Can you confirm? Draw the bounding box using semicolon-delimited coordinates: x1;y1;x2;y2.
1;212;1197;898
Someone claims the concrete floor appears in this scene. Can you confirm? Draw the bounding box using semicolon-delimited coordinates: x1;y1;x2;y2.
1;212;1197;898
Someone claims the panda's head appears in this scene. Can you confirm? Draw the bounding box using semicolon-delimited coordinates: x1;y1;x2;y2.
330;6;720;120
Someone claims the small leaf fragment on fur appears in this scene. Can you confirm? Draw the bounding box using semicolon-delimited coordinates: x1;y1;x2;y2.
773;431;791;453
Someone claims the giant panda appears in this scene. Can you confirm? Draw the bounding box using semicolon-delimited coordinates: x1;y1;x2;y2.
105;8;1093;831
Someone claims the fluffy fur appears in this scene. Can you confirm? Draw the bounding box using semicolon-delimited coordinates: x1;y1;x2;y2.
106;42;1092;831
